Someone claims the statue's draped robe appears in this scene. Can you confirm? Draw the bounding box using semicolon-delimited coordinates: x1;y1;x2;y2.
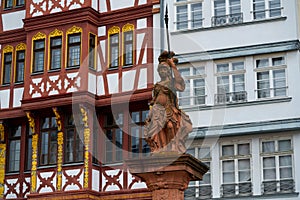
144;76;193;153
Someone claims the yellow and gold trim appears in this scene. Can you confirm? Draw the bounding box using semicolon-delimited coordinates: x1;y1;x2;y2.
26;111;38;193
1;45;14;85
108;26;120;68
66;26;83;69
80;106;90;189
48;29;63;71
122;23;135;66
14;43;26;83
31;32;46;73
53;107;63;191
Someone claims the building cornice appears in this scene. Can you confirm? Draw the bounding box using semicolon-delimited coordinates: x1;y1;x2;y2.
177;40;300;63
190;117;300;139
98;4;154;26
0;28;26;44
23;7;99;32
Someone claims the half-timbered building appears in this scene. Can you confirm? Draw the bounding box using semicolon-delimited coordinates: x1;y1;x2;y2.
0;0;161;199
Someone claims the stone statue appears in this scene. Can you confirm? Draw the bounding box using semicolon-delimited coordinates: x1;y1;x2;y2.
144;51;193;154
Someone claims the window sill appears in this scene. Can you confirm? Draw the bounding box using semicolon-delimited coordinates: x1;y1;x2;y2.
62;162;84;167
48;68;61;73
31;71;44;76
171;16;287;35
66;66;80;70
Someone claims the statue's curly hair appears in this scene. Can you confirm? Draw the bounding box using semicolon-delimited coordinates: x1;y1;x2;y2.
158;50;178;64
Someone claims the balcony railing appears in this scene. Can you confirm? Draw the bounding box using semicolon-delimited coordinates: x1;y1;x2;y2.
215;91;247;104
184;185;212;199
262;180;295;194
212;13;243;27
221;183;252;197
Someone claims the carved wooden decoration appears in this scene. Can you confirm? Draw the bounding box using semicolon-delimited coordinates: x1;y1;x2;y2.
53;107;63;191
26;111;37;193
80;105;90;188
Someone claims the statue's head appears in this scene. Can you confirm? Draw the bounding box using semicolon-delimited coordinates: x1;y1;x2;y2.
157;51;178;79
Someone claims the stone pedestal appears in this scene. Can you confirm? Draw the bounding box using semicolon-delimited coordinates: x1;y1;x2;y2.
126;153;209;200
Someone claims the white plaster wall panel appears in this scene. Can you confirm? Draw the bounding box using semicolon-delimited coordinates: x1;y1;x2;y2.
122;70;136;92
138;68;147;89
92;169;100;191
107;73;119;94
2;11;25;31
88;73;97;94
98;26;106;37
98;40;106;72
110;0;134;11
102;169;124;191
13;88;24;107
91;0;98;10
127;172;147;189
49;7;62;13
138;0;147;5
5;178;19;199
136;33;146;65
137;18;147;29
0;89;10;109
99;0;107;13
97;75;105;96
69;2;82;10
251;137;261;195
210;143;220;198
62;169;83;191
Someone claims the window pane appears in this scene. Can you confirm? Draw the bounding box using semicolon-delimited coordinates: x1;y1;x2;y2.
269;0;281;17
222;145;234;156
217;63;229;72
214;0;226;16
253;0;265;19
198;147;210;159
191;3;202;28
262;141;275;153
264;169;276;180
9;140;20;171
124;31;133;65
279;155;292;167
232;62;244;70
278;140;291;152
263;157;275;168
238;143;249;155
280;168;292;179
177;5;188;30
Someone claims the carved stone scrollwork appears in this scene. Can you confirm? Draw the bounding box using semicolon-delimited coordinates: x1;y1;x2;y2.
52;107;63;191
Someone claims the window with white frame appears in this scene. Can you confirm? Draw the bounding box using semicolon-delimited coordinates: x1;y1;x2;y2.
178;66;206;106
221;143;252;197
212;0;242;26
261;138;294;194
215;61;246;104
175;0;203;30
185;147;212;199
253;0;282;20
255;56;287;99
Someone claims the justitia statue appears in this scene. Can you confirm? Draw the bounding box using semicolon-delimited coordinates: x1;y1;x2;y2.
144;51;193;154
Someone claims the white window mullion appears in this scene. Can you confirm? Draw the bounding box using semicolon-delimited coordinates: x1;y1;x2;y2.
269;70;274;97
